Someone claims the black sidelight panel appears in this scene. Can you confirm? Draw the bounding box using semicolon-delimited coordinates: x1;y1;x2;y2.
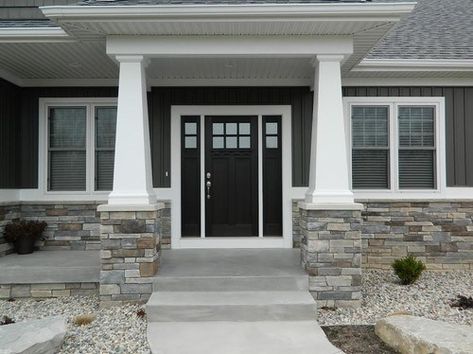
263;116;283;236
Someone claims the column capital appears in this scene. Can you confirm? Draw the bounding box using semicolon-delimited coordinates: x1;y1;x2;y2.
115;55;150;67
311;54;345;66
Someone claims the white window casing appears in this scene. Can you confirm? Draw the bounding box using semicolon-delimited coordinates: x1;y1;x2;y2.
38;97;117;197
344;96;446;199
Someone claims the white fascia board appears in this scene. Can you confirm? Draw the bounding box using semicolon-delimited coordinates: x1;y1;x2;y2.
343;77;473;87
355;59;473;72
41;3;416;22
0;27;73;43
107;35;353;58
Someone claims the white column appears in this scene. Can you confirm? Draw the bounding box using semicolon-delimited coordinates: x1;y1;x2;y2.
304;55;356;207
108;55;157;205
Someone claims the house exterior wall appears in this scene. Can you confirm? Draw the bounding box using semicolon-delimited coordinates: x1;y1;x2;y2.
293;199;473;270
2;85;473;189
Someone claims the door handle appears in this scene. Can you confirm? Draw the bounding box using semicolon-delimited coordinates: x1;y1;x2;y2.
206;181;211;199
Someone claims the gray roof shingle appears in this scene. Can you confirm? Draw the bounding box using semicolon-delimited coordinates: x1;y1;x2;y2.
0;19;56;28
368;0;473;60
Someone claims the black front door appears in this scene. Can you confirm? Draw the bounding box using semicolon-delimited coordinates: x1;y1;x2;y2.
205;116;258;237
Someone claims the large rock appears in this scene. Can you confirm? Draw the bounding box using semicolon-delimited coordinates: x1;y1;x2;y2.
0;316;66;354
375;315;473;354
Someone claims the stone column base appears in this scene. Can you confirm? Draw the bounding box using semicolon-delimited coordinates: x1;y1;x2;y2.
298;202;363;308
98;203;163;306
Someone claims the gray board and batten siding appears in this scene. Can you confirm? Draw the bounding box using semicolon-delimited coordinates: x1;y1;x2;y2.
1;82;473;189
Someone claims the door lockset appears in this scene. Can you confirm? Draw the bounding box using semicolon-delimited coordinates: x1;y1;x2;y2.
206;180;211;199
206;172;211;179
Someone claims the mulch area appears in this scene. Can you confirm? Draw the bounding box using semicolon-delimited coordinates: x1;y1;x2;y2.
322;325;395;354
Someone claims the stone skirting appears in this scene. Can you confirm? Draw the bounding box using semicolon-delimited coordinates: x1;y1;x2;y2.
361;201;473;270
99;205;162;306
0;282;98;299
299;205;362;308
0;204;20;256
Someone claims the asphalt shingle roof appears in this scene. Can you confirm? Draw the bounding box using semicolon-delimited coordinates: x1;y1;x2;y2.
368;0;473;60
0;19;56;28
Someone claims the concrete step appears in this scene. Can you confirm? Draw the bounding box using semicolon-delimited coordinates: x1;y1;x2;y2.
153;275;309;292
147;321;344;354
146;291;317;322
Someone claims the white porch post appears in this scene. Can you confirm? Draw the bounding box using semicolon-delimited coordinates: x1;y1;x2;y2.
304;55;356;207
108;55;156;205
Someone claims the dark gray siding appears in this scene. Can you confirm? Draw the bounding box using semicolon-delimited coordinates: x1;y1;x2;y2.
343;87;473;187
0;78;20;188
149;87;313;188
18;87;118;188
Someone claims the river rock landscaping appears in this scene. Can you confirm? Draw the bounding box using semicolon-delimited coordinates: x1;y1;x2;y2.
0;270;472;353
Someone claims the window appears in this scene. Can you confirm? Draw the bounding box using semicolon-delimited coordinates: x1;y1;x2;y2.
43;99;117;193
212;122;251;149
347;98;443;192
351;106;389;189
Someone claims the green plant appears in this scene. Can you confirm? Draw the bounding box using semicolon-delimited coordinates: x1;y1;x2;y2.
3;220;47;243
0;316;15;326
392;256;426;285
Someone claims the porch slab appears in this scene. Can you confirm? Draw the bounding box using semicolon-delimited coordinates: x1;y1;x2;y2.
159;249;305;277
0;250;100;284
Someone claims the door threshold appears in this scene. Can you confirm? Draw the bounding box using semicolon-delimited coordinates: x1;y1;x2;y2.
176;237;291;249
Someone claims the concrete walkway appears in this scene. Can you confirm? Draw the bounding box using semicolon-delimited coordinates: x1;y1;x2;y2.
0;250;100;284
147;249;344;354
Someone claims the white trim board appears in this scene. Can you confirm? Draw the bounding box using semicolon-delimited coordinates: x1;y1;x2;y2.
170;105;292;249
38;97;117;199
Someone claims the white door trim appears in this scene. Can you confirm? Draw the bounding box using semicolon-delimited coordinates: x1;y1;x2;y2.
170;105;292;249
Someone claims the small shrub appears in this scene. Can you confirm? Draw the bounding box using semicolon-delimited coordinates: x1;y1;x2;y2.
0;316;15;326
73;314;96;326
392;256;426;285
136;309;146;319
450;295;473;310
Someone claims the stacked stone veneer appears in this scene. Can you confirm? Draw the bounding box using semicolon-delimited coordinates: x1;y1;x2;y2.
0;282;98;299
362;201;473;270
99;207;162;306
299;206;362;308
0;201;172;257
0;203;20;256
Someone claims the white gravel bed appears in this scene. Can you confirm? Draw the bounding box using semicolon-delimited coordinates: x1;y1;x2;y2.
0;296;150;354
319;270;473;326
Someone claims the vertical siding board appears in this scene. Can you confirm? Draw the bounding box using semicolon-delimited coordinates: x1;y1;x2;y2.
443;88;456;186
453;88;466;185
464;88;473;185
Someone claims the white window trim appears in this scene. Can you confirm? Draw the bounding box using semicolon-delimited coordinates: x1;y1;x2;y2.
344;96;446;199
169;105;292;249
38;97;117;197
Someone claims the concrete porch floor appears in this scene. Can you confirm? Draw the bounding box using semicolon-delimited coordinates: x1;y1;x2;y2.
159;249;305;277
0;250;100;284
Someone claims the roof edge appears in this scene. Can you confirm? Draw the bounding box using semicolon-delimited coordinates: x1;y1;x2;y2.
355;58;473;72
41;2;417;21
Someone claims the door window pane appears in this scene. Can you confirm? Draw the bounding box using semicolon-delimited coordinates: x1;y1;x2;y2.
239;123;250;135
226;136;237;148
266;122;278;135
239;136;251;149
48;107;87;191
213;136;224;149
266;136;278;149
226;123;237;135
213;123;224;135
185;122;197;135
185;136;197;149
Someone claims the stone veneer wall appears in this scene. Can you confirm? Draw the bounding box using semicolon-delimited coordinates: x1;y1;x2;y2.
0;201;171;256
0;203;20;256
293;199;473;271
99;207;162;306
0;282;98;299
299;206;362;308
361;201;473;270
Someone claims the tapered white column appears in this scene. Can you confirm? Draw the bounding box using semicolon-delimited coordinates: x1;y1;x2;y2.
304;55;357;207
108;55;156;205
